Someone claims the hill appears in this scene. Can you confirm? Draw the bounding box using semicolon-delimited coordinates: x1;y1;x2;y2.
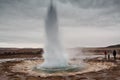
107;44;120;48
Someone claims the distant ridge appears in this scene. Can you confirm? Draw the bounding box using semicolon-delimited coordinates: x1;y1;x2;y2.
107;44;120;48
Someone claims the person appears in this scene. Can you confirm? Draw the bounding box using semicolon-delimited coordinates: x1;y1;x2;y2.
108;53;110;60
113;50;117;60
104;51;107;59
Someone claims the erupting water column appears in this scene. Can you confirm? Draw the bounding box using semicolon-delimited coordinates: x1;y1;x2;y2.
37;0;68;69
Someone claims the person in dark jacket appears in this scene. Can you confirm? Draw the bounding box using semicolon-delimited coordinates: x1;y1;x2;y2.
113;50;117;60
108;53;110;60
104;51;107;59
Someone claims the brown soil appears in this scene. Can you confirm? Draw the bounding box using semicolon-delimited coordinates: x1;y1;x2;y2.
0;57;120;80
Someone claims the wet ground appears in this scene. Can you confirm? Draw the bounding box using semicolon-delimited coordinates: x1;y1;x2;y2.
0;56;120;80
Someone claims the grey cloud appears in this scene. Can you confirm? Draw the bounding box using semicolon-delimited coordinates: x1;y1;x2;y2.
0;0;49;21
62;0;120;9
0;0;120;47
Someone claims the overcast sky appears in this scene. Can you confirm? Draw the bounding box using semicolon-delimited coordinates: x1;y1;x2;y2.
0;0;120;48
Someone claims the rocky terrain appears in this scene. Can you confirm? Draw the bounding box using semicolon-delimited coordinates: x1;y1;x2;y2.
0;55;120;80
0;45;120;80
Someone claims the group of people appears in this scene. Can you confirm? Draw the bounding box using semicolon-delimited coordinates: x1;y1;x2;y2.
104;50;117;60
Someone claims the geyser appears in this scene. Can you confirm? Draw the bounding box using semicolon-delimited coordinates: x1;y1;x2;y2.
37;0;68;69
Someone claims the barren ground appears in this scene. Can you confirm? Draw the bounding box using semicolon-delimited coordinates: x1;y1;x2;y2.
0;54;120;80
